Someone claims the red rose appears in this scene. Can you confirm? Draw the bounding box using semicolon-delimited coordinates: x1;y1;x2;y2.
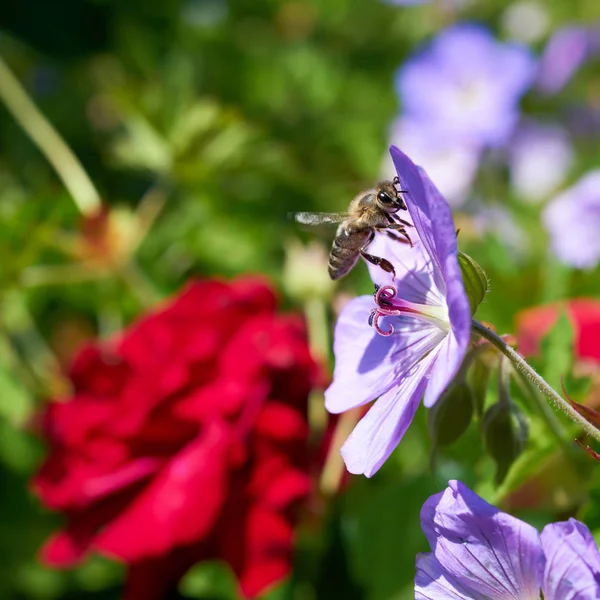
33;277;318;599
516;298;600;362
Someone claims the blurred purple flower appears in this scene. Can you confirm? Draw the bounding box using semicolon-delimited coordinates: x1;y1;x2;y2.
474;205;528;256
536;26;599;95
415;480;600;599
324;146;471;477
543;170;600;269
396;24;535;147
509;121;573;203
386;118;481;207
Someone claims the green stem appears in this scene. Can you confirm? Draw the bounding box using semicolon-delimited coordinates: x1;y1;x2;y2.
0;56;101;215
303;297;329;434
118;260;161;308
472;319;600;445
512;366;582;467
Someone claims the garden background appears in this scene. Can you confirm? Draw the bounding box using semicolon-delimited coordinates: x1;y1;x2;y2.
2;0;600;598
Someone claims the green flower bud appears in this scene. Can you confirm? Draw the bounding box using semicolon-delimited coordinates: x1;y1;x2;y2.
428;380;474;448
458;251;489;317
482;400;528;485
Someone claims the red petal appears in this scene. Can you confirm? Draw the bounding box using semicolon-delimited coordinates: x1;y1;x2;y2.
40;530;90;567
123;544;208;600
516;298;600;362
255;402;308;441
95;420;232;561
236;508;294;599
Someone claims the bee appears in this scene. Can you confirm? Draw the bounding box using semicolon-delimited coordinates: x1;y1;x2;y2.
294;177;412;280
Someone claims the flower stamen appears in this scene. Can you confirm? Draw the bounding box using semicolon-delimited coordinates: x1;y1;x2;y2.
369;285;449;336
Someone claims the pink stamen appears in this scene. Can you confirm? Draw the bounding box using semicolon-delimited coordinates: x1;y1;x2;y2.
369;285;427;337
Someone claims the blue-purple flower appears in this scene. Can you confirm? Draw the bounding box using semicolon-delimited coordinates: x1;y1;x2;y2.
416;480;600;599
387;118;481;206
396;24;535;147
509;121;573;203
324;146;471;477
543;170;600;269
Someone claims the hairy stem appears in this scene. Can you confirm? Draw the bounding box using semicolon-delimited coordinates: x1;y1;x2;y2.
0;56;101;215
472;319;600;445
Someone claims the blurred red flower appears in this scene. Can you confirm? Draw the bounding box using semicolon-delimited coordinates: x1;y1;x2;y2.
32;277;318;600
516;298;600;362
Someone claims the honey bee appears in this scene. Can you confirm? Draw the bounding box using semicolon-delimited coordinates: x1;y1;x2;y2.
294;177;412;280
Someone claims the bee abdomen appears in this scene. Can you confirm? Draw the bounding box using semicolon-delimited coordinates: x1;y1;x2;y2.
328;227;369;280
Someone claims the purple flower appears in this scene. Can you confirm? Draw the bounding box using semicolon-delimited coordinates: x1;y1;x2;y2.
536;26;595;95
386;118;481;207
396;24;535;147
324;146;471;477
509;121;573;203
416;480;600;599
543;170;600;269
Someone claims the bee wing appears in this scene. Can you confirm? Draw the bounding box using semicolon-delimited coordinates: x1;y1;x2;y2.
290;211;347;226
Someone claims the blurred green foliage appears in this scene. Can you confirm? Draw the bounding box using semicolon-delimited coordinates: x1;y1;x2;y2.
3;0;600;598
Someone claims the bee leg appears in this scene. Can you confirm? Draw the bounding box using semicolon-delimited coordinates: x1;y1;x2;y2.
391;218;413;228
385;231;409;245
359;232;396;276
392;176;408;194
376;224;413;247
360;250;396;278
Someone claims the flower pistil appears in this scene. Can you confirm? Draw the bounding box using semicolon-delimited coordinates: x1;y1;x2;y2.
369;285;450;337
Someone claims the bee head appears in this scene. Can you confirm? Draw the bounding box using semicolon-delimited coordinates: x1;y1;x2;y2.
376;182;407;213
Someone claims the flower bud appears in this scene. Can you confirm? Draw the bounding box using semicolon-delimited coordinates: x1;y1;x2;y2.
458;251;489;317
482;399;528;485
428;380;474;448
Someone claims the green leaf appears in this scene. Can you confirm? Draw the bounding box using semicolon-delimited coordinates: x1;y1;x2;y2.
178;561;237;600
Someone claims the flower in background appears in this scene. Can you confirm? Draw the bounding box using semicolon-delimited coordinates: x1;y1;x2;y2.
536;26;600;95
517;298;600;362
543;170;600;269
509;121;574;203
325;147;471;477
386;118;481;207
473;205;528;255
396;24;535;147
415;480;600;599
33;278;318;600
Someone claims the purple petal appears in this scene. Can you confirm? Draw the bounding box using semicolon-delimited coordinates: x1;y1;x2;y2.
541;519;600;600
389;146;444;289
366;222;444;307
390;147;472;404
396;24;534;146
423;331;463;408
421;481;544;599
387;118;480;207
324;296;444;414
537;27;589;95
416;553;488;600
543;170;600;269
340;348;440;476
